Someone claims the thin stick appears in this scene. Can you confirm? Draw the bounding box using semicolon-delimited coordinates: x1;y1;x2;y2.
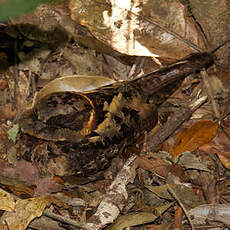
102;54;119;81
200;69;220;118
43;209;87;229
209;37;230;54
146;96;208;152
167;184;195;230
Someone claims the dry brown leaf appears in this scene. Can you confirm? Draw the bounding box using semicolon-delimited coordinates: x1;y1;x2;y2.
137;154;170;179
146;184;205;209
0;195;63;230
0;104;16;120
198;141;219;153
145;223;172;230
0;79;8;90
174;206;183;229
1;160;63;195
199;129;230;170
172;120;218;157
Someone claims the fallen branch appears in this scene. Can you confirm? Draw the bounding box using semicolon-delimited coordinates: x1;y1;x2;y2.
43;209;87;229
86;155;137;230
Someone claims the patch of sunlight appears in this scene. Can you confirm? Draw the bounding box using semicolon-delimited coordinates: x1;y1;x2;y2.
103;0;159;57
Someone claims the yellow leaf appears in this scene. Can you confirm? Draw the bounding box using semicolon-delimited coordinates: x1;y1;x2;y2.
0;195;63;230
0;189;15;212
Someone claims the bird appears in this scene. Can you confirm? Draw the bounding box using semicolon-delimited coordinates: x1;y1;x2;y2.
19;51;215;175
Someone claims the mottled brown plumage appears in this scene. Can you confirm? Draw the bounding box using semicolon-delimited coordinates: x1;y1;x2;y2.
20;52;214;175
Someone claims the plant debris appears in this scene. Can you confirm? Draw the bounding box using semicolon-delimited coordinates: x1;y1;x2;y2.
0;0;230;229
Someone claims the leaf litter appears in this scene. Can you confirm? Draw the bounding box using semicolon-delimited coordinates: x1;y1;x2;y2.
0;0;230;229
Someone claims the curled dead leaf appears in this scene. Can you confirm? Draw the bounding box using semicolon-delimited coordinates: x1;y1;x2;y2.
34;75;117;105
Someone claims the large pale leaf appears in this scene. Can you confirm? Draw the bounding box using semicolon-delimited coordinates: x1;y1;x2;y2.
69;0;205;60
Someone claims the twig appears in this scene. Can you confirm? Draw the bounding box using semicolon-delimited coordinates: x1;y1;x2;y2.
200;69;220;118
209;37;230;54
127;57;143;79
12;40;19;117
43;209;87;229
146;96;208;152
4;220;10;230
167;184;195;230
86;155;137;230
102;54;119;81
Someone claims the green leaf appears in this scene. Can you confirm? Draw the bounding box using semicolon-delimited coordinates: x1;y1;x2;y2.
7;124;19;143
0;0;59;22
